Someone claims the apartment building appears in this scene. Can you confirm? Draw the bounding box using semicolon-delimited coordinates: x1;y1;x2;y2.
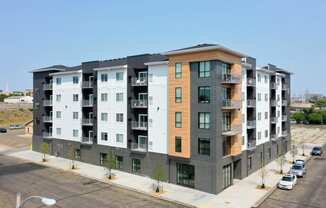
31;44;291;194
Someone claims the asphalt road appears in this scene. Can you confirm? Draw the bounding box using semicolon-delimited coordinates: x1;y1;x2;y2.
259;149;326;208
0;155;187;208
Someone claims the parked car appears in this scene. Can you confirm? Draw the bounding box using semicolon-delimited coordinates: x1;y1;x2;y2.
311;146;323;156
9;124;24;130
0;128;7;133
290;164;306;177
295;159;305;168
278;174;297;190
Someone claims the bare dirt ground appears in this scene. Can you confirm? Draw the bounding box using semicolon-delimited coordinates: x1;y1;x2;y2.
291;124;326;145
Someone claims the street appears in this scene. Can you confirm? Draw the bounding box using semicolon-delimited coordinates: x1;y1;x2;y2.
259;147;326;208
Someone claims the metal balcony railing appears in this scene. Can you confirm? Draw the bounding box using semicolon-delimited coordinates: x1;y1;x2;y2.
247;78;256;86
222;124;242;136
222;99;241;109
43;83;52;91
82;136;93;145
282;115;287;121
131;99;148;108
271;116;277;123
247;99;256;107
82;118;93;126
221;74;240;84
43;100;53;106
282;131;288;137
43;132;52;138
82;99;93;107
270;99;277;106
271;83;276;89
247;120;256;129
271;134;278;141
247;139;256;150
282;100;288;106
131;121;148;130
130;142;148;152
42;116;53;123
82;81;93;89
131;77;148;86
282;84;289;90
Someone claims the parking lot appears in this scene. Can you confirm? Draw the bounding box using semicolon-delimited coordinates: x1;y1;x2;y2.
259;146;326;208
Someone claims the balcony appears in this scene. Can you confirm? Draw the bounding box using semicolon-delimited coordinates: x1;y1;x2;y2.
42;116;52;123
131;99;148;108
247;139;256;150
282;115;287;121
271;134;278;141
43;132;52;139
222;124;242;136
271;83;276;89
247;99;256;108
82;81;93;89
82;136;93;145
282;84;289;91
82;99;93;107
43;83;52;91
222;99;241;109
221;74;240;84
130;142;148;153
241;62;253;69
247;120;256;129
247;78;256;86
131;121;148;130
271;116;277;123
282;130;288;137
270;99;276;107
131;77;147;86
82;118;93;126
282;100;288;106
43;99;53;107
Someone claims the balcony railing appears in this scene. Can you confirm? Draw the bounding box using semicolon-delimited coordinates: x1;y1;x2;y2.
247;120;256;129
271;134;278;141
43;100;53;106
82;99;93;107
282;115;287;121
43;132;52;139
82;136;93;145
270;99;276;106
82;81;93;89
130;142;148;152
222;124;242;136
247;99;256;108
131;99;148;108
82;118;93;126
42;116;53;123
282;100;288;106
282;131;288;137
271;83;276;89
222;99;241;109
221;74;240;84
282;84;289;91
43;83;52;91
131;121;148;130
271;116;277;123
247;139;256;150
247;78;256;86
131;77;148;86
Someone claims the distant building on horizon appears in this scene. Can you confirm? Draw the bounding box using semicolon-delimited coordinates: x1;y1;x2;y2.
3;95;33;104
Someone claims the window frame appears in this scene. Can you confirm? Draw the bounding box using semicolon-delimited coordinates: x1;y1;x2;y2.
175;136;182;153
175;112;182;128
175;87;182;103
175;63;182;78
198;61;211;78
198;112;211;129
198;137;210;156
198;86;211;103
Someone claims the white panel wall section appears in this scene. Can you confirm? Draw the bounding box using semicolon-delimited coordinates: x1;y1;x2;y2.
256;70;270;145
241;67;247;150
147;62;168;154
52;72;82;142
96;66;128;148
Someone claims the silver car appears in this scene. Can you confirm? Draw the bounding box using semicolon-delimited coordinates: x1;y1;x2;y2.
290;164;306;177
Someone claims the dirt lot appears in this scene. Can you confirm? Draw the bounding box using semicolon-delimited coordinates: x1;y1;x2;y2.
291;124;326;145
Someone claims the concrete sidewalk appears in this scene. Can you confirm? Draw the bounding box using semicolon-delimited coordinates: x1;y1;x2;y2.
5;144;315;208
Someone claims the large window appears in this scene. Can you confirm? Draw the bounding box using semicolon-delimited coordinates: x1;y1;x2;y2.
56;77;62;85
198;112;210;129
101;132;108;141
199;61;210;78
116;72;123;81
175;63;182;78
177;163;195;188
198;138;210;156
73;76;79;84
101;93;108;102
132;158;141;173
116;93;123;102
175;87;182;103
175;112;182;128
175;137;182;152
116;113;123;122
73;129;79;137
198;86;211;103
116;134;123;143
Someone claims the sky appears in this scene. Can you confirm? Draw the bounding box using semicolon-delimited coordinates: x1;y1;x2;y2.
0;0;325;95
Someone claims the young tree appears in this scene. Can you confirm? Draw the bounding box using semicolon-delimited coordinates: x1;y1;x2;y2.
276;155;286;174
259;164;268;189
291;143;298;164
67;145;76;169
103;150;116;180
152;164;166;193
41;142;49;162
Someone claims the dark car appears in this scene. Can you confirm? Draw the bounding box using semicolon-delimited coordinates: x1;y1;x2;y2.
311;146;323;156
0;128;7;133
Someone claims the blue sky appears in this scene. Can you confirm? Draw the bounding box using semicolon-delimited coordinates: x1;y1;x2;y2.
0;0;325;95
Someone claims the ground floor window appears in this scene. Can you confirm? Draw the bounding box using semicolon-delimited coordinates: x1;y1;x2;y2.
100;153;107;166
222;164;232;189
74;149;81;160
132;158;141;173
176;163;195;188
116;155;123;169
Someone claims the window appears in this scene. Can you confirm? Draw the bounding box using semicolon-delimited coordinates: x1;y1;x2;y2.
56;111;62;119
56;94;61;102
258;131;261;140
198;112;210;129
132;158;141;173
101;113;108;121
101;93;108;102
56;128;61;136
116;134;123;143
116;156;123;169
175;87;182;103
258;93;261;101
248;156;252;170
175;112;182;128
175;137;182;152
73;76;79;84
198;138;210;156
73;129;79;137
75;149;81;160
258;112;261;120
101;132;108;141
116;113;123;122
265;130;269;138
116;72;123;81
101;73;108;82
73;112;78;120
73;94;79;102
56;77;62;85
264;75;268;83
199;61;210;78
257;74;261;82
116;93;123;102
265;112;268;119
265;93;268;101
175;63;182;78
100;153;107;165
198;86;211;103
176;163;195;188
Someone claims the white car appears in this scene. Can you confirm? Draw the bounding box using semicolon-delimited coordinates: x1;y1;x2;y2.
278;174;297;190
